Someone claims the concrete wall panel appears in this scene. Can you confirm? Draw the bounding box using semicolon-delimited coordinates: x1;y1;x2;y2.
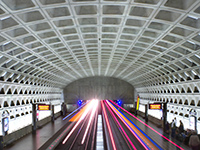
64;76;135;104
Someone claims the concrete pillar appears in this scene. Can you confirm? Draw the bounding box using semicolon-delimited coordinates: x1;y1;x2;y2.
145;104;148;122
135;101;138;116
0;136;3;150
162;103;167;133
32;103;37;134
51;105;55;122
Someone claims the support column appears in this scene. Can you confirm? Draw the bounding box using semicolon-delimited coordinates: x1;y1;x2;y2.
51;105;55;122
162;102;167;133
145;104;148;122
32;103;37;134
0;136;3;150
135;101;137;116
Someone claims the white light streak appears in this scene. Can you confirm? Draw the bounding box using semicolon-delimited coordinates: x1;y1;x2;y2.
62;101;96;144
81;101;98;144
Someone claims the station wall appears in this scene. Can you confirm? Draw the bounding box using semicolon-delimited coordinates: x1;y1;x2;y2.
63;76;135;104
0;81;63;135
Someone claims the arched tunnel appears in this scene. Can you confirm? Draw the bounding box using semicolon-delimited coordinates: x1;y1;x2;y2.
0;0;200;150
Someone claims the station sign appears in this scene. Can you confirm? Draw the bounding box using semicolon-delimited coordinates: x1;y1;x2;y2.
149;103;162;110
37;104;51;111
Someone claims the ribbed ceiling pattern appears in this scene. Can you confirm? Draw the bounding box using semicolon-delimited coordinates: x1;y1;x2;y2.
0;0;200;88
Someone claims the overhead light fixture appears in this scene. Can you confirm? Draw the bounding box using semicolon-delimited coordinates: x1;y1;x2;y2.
3;41;10;45
1;71;7;76
194;54;200;59
178;74;182;78
188;15;198;20
184;72;189;76
186;58;193;63
187;40;195;45
9;73;14;78
191;70;197;75
5;60;11;63
0;16;10;20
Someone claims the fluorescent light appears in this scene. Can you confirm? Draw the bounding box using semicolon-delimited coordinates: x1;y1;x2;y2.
184;72;189;76
186;58;193;63
187;40;195;45
9;74;14;78
5;60;11;63
188;15;198;20
1;71;7;76
3;41;10;45
178;74;182;78
195;54;200;59
0;16;10;20
191;70;197;75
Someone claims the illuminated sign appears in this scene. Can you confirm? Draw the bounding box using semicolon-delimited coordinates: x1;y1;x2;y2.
37;104;50;111
149;103;162;110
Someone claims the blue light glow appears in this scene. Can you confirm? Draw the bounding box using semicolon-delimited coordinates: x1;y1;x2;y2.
117;100;122;106
78;100;82;105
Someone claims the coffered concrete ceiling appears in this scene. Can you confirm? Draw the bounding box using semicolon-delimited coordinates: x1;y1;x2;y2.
0;0;200;88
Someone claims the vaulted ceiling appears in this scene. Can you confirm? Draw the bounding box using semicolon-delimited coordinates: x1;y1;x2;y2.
0;0;200;88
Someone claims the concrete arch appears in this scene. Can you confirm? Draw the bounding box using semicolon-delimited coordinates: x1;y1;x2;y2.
64;76;135;104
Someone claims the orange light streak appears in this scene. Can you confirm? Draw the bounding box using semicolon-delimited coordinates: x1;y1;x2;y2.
69;102;90;122
62;100;94;144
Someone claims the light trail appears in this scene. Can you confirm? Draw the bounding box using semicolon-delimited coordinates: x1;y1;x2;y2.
109;100;185;150
69;101;91;122
105;101;137;150
106;100;150;150
47;122;75;149
62;100;95;144
107;100;160;149
62;101;88;120
81;101;98;144
101;101;117;150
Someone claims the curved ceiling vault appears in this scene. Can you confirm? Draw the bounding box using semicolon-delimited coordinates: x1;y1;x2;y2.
0;0;200;88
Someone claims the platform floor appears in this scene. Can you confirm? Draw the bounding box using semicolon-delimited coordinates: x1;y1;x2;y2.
123;112;191;150
4;113;191;150
4;116;69;150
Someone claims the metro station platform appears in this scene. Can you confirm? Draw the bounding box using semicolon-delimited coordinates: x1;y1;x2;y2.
3;116;70;150
3;111;191;150
123;112;191;150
